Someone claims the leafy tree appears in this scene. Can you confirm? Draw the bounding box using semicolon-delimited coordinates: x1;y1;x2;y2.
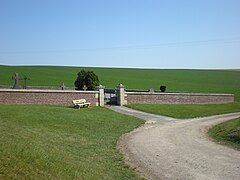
74;70;100;90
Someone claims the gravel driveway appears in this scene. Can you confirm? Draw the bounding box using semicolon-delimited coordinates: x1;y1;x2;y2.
109;106;240;180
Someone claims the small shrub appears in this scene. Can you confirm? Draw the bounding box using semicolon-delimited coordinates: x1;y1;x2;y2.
160;85;166;92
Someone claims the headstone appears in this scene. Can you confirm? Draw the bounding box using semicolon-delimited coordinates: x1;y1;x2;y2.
149;88;154;93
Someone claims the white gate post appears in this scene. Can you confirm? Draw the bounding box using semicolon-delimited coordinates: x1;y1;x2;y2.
116;84;126;106
96;85;105;106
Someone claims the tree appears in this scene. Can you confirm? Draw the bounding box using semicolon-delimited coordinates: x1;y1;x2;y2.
160;85;166;92
74;70;100;90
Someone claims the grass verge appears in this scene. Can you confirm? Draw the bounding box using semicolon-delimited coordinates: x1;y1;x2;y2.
0;105;144;179
127;102;240;119
208;118;240;150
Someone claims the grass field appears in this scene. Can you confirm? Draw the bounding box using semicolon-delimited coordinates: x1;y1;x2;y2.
0;105;144;179
1;65;240;101
1;65;240;178
127;103;240;119
208;118;240;150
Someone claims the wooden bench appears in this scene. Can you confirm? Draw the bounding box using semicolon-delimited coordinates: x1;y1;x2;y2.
72;99;91;109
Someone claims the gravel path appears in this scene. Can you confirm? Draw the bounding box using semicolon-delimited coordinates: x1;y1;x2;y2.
107;105;175;123
109;106;240;180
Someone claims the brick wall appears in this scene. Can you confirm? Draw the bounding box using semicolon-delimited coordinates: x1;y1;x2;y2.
0;89;235;106
0;89;99;106
125;92;234;104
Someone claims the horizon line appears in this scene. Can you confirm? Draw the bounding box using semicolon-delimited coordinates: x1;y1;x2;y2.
1;64;240;70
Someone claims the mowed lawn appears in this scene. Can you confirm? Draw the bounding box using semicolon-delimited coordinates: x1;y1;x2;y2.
0;105;144;179
127;103;240;119
1;65;240;101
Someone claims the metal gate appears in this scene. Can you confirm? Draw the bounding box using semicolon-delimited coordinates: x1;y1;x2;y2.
104;89;117;105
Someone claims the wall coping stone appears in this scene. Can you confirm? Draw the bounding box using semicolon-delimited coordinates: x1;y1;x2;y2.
125;92;234;97
0;89;98;94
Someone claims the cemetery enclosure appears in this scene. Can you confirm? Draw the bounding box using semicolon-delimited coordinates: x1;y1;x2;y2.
0;86;234;106
1;66;239;102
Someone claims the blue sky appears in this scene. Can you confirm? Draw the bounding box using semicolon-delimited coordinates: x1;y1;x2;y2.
0;0;240;68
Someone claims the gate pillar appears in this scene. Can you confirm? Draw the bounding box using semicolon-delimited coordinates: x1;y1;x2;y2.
116;84;126;106
96;85;105;106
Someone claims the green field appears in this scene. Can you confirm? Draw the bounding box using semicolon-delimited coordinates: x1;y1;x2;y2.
0;105;144;179
1;65;240;178
127;103;240;119
1;65;240;101
208;118;240;150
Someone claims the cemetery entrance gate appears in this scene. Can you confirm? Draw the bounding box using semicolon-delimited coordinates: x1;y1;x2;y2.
104;89;117;105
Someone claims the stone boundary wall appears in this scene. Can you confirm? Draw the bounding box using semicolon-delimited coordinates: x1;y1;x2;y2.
0;89;99;106
0;87;235;106
125;92;234;104
0;86;75;90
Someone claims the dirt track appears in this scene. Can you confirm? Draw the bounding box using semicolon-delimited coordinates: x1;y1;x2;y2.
111;106;240;180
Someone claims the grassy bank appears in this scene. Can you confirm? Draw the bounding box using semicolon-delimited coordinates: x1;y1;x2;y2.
208;118;240;150
1;65;239;101
0;105;144;179
127;103;240;119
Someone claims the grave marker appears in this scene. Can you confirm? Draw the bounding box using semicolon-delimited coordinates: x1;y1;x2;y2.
12;73;22;89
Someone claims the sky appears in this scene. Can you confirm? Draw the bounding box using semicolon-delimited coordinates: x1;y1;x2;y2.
0;0;240;69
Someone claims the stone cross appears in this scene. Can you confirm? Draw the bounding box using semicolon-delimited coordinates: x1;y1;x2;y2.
83;85;88;91
12;73;22;89
60;82;66;90
23;76;30;89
